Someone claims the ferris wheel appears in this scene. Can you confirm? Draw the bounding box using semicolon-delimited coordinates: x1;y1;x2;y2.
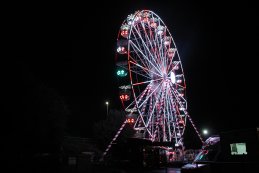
115;10;203;147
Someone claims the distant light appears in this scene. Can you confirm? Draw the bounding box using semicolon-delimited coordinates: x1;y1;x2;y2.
105;101;109;105
203;129;208;135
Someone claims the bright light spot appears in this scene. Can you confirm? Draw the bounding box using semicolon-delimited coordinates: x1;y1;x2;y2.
117;69;127;77
203;129;208;135
105;101;109;105
170;72;175;84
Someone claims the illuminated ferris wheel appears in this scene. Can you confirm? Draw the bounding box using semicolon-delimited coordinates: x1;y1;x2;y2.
115;10;202;147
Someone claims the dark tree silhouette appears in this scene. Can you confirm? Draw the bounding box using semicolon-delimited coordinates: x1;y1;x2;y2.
2;61;69;172
93;109;135;151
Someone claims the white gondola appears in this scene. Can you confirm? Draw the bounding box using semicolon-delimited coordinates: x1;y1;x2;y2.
125;107;137;113
179;107;185;111
176;79;182;83
117;46;127;54
168;48;176;58
164;36;171;46
150;18;158;28
156;25;165;35
142;11;150;23
127;14;134;25
119;85;131;89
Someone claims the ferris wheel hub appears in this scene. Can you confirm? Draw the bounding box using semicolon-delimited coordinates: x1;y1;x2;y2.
170;71;176;84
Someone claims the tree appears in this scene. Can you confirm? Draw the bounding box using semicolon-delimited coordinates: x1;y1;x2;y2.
2;61;69;172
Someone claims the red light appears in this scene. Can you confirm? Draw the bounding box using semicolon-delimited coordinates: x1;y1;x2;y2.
127;118;134;124
120;94;130;101
120;95;125;100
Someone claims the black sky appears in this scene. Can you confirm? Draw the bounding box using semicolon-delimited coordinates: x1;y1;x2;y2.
5;1;258;138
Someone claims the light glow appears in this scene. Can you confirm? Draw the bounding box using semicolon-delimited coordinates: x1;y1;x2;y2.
117;69;127;77
170;71;176;84
203;129;208;135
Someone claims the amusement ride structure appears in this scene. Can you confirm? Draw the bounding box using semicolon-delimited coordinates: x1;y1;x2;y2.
101;10;203;161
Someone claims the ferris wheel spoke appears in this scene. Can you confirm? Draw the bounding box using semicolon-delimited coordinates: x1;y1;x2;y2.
170;84;187;103
133;23;153;55
125;85;150;111
133;115;141;129
129;60;162;78
129;69;151;80
131;26;152;67
140;21;163;71
128;60;152;79
167;88;180;117
165;92;173;141
170;92;182;120
166;52;177;73
135;23;151;59
137;106;153;138
163;86;171;134
159;85;168;141
154;30;163;63
169;83;187;109
130;41;162;76
166;100;174;127
132;25;162;73
138;80;163;109
168;94;181;141
130;40;155;71
167;61;181;75
130;51;151;73
167;95;177;140
147;21;162;68
174;83;185;89
159;35;168;70
158;34;166;69
146;85;164;127
162;38;170;70
130;32;152;71
132;78;163;86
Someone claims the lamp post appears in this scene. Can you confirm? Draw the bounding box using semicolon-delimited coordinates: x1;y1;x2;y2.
105;101;109;118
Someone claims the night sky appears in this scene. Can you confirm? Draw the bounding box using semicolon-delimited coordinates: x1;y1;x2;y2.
5;1;258;139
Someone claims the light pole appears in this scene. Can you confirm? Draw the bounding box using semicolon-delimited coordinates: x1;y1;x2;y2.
105;101;109;118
